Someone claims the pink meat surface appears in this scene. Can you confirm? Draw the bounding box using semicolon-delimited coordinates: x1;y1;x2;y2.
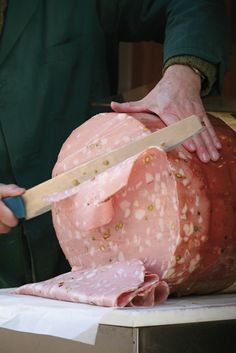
15;112;236;306
51;112;236;296
15;260;169;307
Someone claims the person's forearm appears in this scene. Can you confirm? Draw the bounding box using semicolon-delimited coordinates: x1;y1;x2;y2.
163;56;217;97
164;0;228;95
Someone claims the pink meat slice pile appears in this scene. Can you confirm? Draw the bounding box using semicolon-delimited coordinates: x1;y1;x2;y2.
15;112;236;306
15;259;169;307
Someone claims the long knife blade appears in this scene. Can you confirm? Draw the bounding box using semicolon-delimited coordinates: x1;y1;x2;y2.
3;115;203;220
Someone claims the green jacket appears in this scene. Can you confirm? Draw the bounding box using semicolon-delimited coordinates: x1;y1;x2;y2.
0;0;228;287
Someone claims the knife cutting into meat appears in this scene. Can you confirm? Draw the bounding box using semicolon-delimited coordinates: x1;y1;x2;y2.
3;115;203;220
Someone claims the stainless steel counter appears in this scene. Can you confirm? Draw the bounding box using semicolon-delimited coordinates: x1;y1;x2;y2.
1;293;236;353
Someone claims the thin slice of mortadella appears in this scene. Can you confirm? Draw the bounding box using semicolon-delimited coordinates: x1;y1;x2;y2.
50;147;172;232
14;260;169;307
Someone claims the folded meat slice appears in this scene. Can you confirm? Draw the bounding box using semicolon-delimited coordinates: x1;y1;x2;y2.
48;149;156;232
15;260;169;307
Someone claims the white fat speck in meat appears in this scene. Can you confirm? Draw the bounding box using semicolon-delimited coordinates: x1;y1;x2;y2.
145;173;154;184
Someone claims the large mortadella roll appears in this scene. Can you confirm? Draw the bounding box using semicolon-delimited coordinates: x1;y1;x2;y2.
51;112;236;296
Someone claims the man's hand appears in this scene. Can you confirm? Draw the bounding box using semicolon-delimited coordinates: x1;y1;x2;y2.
0;184;25;234
111;64;221;163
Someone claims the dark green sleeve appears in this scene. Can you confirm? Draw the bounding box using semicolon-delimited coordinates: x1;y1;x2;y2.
163;0;228;94
97;0;228;94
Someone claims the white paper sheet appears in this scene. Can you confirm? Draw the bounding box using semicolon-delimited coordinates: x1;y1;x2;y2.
0;289;112;345
1;289;236;346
